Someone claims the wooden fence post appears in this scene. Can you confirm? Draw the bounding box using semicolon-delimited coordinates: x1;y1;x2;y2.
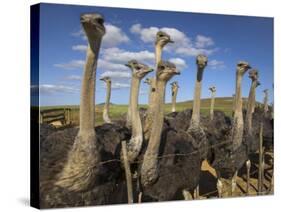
121;141;133;204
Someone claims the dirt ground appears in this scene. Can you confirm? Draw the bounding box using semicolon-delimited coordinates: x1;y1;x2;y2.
198;151;274;199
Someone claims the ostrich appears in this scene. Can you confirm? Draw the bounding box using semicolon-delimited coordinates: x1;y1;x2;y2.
187;55;209;158
209;86;216;121
263;89;269;113
144;77;153;105
252;81;261;113
212;61;251;197
170;81;179;112
232;94;236;116
141;61;180;186
40;14;130;208
100;76;112;123
124;60;153;162
144;31;173;140
140;58;208;201
54;13;106;192
244;69;259;193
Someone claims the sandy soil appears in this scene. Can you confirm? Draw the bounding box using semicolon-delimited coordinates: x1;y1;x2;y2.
198;151;274;199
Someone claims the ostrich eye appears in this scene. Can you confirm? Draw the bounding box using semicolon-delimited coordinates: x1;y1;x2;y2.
96;18;104;25
160;65;165;70
136;66;141;70
159;34;164;37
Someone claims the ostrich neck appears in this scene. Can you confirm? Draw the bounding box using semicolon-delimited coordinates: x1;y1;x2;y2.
130;77;142;138
79;43;101;136
264;92;268;112
148;83;153;105
234;73;243;114
149;80;166;149
144;44;162;125
232;72;244;150
126;76;143;162
103;82;111;123
191;67;204;127
246;80;257;132
210;91;216;120
155;44;163;66
172;87;178;112
141;80;166;185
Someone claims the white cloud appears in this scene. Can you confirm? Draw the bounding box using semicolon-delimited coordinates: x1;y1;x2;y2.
130;24;217;57
98;58;128;71
54;60;84;70
103;24;130;48
208;59;225;69
130;23;142;34
130;24;190;46
100;71;131;79
168;58;187;70
33;84;79;95
111;82;130;89
195;35;214;48
101;47;155;65
71;23;130;48
72;45;87;52
175;47;218;57
65;75;81;81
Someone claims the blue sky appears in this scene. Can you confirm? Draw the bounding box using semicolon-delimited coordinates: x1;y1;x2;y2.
32;3;273;106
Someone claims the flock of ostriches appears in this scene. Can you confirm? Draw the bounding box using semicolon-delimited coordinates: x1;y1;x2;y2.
39;13;273;208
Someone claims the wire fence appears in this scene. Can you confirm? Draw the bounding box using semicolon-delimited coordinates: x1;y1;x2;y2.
51;136;273;200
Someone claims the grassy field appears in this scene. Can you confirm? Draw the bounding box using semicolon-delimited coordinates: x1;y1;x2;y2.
40;97;264;126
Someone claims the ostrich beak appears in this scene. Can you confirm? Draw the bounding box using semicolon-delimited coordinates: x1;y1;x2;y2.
146;68;154;73
125;63;131;68
169;39;174;43
174;70;181;75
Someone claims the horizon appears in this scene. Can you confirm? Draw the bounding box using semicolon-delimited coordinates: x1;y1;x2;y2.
31;3;274;107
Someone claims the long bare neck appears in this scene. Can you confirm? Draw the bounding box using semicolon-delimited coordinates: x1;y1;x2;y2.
210;91;216;120
246;80;257;132
172;87;178;112
141;80;166;185
148;83;153;105
79;44;100;136
191;67;204;126
155;44;163;66
126;76;144;162
147;44;163;115
149;80;166;148
231;72;244;150
234;73;243;114
131;77;142;135
103;81;111;123
264;92;268;113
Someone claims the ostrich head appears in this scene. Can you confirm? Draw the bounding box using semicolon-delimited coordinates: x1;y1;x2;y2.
80;13;106;50
157;61;180;82
100;76;111;84
196;54;208;69
236;61;251;76
248;69;259;81
144;78;153;85
155;31;174;48
209;86;216;93
125;60;153;79
170;81;179;89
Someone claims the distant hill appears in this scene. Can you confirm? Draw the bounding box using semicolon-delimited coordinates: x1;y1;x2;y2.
97;102;115;106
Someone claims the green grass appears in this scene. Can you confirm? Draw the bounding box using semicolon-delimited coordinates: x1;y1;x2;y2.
40;97;263;126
